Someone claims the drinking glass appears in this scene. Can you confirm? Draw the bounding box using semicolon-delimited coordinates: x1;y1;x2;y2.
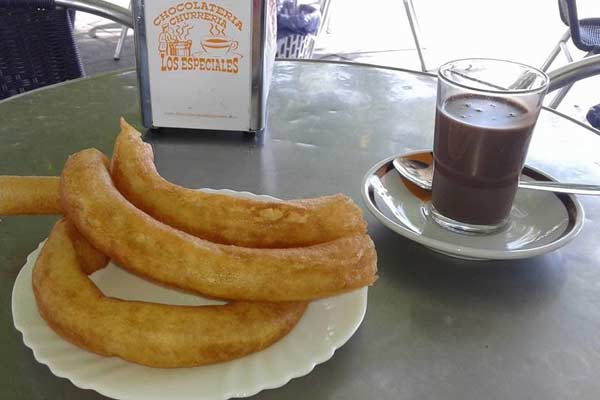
430;58;549;234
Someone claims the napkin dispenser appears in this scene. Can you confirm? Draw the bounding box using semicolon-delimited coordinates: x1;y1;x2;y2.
133;0;277;132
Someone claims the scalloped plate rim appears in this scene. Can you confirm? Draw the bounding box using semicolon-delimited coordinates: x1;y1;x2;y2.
11;188;368;400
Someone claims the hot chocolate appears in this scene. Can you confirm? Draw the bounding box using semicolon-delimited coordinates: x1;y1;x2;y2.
431;94;538;226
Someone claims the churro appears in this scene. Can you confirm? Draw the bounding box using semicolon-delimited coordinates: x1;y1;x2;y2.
61;149;377;301
111;118;367;248
32;220;307;368
0;176;61;215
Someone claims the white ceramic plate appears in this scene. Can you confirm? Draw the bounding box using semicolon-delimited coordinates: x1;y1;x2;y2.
362;153;584;260
12;189;368;400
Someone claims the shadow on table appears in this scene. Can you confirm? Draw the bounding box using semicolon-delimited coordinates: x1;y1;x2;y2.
373;225;566;298
370;228;567;346
143;127;265;148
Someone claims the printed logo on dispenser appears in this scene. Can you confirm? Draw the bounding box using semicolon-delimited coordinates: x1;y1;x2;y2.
153;1;243;74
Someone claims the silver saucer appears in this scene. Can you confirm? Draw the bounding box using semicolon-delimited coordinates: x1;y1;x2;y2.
361;152;584;260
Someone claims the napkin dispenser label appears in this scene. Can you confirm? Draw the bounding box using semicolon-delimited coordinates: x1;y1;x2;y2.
133;0;276;132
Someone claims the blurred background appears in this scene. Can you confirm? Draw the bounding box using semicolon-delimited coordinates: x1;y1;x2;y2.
52;0;600;127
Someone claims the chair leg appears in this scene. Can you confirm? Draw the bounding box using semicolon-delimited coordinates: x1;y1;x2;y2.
114;26;129;60
540;29;571;71
88;26;98;39
548;83;574;108
113;0;132;61
321;0;333;35
306;0;333;59
559;42;573;63
548;50;595;109
403;0;427;72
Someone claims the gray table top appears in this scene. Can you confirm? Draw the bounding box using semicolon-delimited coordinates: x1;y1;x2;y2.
1;60;600;400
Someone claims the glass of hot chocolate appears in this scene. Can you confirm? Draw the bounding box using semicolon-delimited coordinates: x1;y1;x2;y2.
430;58;549;234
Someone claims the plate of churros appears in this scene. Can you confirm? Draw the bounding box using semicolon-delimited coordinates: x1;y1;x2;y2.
13;237;368;400
6;119;378;400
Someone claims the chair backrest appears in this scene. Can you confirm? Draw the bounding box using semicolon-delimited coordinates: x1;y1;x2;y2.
558;0;570;26
0;0;84;100
558;0;595;52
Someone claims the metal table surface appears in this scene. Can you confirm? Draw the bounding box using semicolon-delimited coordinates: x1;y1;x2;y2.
1;60;600;400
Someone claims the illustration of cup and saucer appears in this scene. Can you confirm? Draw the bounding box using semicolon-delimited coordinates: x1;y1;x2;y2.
200;36;239;57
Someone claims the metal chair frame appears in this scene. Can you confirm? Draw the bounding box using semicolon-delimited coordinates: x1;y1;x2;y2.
113;0;131;60
547;54;600;133
403;0;427;72
542;0;600;108
56;0;132;27
548;53;600;92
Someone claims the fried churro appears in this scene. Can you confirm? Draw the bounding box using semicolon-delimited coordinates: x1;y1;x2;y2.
111;118;367;248
61;149;377;302
0;176;61;215
33;219;307;368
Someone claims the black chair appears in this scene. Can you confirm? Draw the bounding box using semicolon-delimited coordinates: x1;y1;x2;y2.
559;0;600;53
0;0;132;101
0;0;84;100
542;0;600;108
